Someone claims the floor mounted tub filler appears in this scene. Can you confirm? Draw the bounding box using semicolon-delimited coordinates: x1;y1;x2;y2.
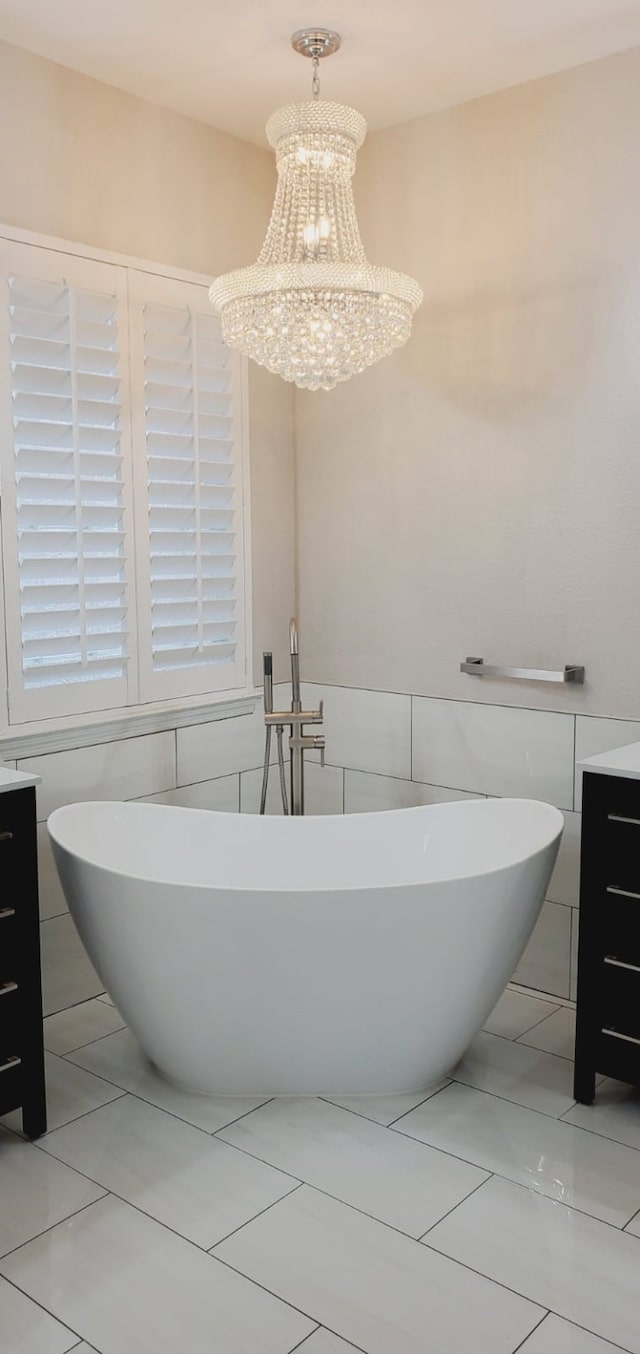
48;797;562;1096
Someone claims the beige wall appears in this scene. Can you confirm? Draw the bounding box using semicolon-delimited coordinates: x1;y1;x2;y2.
296;45;640;717
0;39;295;683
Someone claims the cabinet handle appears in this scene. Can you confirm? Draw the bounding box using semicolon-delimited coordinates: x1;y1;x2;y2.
0;980;17;996
607;885;640;901
602;1027;640;1047
0;830;13;842
604;956;640;974
0;907;15;920
608;814;640;827
0;1054;20;1073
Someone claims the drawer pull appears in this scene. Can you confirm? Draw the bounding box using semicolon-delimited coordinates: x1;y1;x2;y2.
0;830;13;842
0;981;17;996
608;814;640;827
607;886;640;901
0;1054;20;1074
0;907;15;920
602;1027;640;1047
605;956;640;974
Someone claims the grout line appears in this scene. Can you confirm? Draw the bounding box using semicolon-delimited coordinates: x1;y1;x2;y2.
409;695;413;781
510;1312;552;1354
286;1326;322;1354
0;1194;108;1264
0;1274;86;1349
209;1182;304;1250
507;981;576;1010
418;1172;494;1240
572;713;577;813
423;1208;639;1354
386;1082;452;1126
623;1207;640;1233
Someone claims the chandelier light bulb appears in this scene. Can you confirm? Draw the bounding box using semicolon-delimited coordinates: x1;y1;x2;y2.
209;31;423;391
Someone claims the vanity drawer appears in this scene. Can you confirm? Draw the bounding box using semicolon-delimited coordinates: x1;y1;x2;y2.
0;978;21;1035
603;814;640;893
601;962;640;1041
0;1053;22;1117
0;902;17;960
601;893;640;966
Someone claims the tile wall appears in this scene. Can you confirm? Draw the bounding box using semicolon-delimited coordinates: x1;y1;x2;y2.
18;681;640;1012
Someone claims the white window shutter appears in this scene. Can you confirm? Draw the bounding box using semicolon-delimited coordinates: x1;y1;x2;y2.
128;271;249;703
0;243;137;723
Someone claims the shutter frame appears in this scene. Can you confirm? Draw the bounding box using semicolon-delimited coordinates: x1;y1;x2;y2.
128;270;249;704
0;241;138;723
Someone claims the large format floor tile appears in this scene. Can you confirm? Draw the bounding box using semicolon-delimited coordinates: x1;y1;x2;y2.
521;1313;634;1354
0;1127;104;1258
519;1007;576;1061
4;1052;124;1135
452;1031;576;1116
44;998;126;1055
67;1028;269;1133
0;1273;79;1354
395;1082;640;1226
428;1175;640;1354
218;1097;487;1238
562;1079;640;1151
216;1185;543;1354
0;1195;313;1354
301;1333;361;1354
323;1082;450;1127
483;989;560;1041
43;1095;297;1249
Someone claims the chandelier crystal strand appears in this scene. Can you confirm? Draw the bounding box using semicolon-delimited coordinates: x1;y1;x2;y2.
209;33;422;391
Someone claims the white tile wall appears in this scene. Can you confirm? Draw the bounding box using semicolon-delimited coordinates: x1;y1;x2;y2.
513;901;572;999
21;732;176;822
141;775;240;813
37;822;68;920
574;715;640;804
412;698;575;808
344;769;480;814
303;683;411;779
240;762;344;815
177;700;278;784
547;811;581;908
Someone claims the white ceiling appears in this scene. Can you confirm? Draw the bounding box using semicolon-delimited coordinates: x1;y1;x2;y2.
1;0;640;146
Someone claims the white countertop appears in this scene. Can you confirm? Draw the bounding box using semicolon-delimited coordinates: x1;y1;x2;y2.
0;766;41;794
580;741;640;781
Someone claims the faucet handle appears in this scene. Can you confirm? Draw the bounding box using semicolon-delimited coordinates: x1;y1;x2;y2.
314;734;326;769
318;699;324;722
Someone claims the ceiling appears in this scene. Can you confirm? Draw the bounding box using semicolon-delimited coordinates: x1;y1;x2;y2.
1;0;640;146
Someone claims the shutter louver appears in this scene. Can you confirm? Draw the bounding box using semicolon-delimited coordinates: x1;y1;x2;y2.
131;274;247;702
1;246;133;721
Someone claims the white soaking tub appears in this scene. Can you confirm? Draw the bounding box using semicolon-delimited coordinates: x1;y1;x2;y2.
48;797;562;1096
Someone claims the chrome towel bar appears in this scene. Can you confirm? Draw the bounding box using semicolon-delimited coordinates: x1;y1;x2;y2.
460;657;585;685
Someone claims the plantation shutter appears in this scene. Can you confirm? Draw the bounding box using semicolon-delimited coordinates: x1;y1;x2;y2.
128;270;248;702
0;243;136;722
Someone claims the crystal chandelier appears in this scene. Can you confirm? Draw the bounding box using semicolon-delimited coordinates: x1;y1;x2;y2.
209;29;423;391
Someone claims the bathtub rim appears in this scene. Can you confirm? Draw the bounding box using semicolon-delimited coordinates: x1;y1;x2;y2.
48;796;564;895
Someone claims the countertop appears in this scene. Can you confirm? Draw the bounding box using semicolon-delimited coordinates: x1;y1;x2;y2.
580;741;640;782
0;766;41;794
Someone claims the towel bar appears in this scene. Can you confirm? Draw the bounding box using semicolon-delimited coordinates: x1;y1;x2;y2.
460;657;585;685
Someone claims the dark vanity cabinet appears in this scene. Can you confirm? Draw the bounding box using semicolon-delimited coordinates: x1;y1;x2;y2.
574;768;640;1104
0;781;46;1138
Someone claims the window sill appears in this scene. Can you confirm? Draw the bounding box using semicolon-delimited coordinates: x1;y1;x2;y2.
0;690;260;761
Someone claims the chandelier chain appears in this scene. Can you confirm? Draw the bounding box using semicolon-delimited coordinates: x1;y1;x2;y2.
312;55;320;99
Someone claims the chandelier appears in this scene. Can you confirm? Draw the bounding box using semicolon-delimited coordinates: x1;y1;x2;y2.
209;29;423;391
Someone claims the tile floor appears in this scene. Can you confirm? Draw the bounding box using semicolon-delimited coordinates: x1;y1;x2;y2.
2;986;640;1354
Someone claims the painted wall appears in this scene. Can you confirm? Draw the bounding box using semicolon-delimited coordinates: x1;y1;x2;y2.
295;45;640;720
0;39;295;685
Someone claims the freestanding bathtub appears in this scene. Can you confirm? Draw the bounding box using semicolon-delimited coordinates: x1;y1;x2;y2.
48;797;562;1096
